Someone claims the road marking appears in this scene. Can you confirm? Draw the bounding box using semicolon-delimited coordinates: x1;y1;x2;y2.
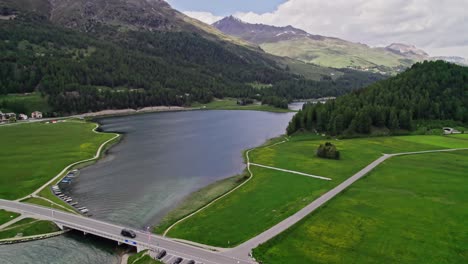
249;163;331;181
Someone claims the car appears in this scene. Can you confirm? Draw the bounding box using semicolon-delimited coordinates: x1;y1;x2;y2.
120;229;136;238
173;258;183;264
156;250;166;260
187;260;195;264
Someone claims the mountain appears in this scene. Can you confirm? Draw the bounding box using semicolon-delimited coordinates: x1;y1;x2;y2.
212;15;325;44
213;16;427;74
385;43;429;59
287;61;468;136
0;0;385;114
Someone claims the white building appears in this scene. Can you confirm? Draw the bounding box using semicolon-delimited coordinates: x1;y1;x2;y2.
443;127;461;135
31;111;43;119
18;114;28;120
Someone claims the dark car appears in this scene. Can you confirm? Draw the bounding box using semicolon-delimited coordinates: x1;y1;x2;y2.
187;261;195;264
120;229;136;238
156;250;167;260
173;258;183;264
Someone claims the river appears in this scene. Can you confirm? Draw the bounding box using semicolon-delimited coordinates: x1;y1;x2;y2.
0;110;293;264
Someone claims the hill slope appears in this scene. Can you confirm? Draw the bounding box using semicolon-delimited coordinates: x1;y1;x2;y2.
0;0;385;114
213;16;426;74
287;61;468;135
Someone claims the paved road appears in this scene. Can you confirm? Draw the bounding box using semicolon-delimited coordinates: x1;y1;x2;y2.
0;200;254;264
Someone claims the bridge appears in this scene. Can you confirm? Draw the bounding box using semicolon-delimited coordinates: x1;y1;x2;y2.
0;199;254;264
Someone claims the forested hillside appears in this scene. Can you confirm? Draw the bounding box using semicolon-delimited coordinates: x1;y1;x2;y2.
0;0;385;115
287;61;468;136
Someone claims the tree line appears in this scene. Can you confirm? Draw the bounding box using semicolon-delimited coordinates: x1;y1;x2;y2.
287;61;468;136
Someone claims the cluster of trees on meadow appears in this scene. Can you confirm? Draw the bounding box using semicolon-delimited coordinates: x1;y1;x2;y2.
317;142;340;160
287;61;468;136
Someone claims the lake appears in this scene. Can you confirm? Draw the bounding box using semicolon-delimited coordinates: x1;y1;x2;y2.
0;110;294;264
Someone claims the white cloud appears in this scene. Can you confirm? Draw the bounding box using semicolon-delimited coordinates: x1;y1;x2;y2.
184;0;468;57
183;11;223;25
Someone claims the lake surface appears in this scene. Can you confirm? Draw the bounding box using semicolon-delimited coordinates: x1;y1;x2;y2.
0;110;293;264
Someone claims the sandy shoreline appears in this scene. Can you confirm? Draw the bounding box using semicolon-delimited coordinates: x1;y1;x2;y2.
76;106;198;119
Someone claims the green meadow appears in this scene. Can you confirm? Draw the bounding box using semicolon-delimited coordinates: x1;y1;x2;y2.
254;151;468;264
0;209;20;225
166;134;468;247
0;121;115;200
194;98;293;113
0;218;60;240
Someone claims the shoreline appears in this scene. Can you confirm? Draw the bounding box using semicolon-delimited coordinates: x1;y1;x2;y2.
1;101;295;127
77;106;199;120
154;136;288;237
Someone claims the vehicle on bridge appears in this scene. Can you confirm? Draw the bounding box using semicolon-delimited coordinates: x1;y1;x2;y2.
120;229;137;238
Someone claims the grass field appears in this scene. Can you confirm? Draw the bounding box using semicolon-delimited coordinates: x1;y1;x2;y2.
0;209;20;226
260;38;413;73
154;174;247;234
165;134;468;247
194;98;293;113
0;121;115;200
127;250;162;264
22;197;77;214
0;218;60;240
254;151;468;264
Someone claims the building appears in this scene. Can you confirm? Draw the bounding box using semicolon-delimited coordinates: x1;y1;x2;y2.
31;111;43;119
4;113;16;119
18;114;28;120
0;111;5;122
443;127;461;135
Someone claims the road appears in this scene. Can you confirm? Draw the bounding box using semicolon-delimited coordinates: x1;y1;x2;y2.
0;200;254;264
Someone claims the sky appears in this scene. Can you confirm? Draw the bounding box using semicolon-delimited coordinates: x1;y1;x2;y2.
166;0;468;58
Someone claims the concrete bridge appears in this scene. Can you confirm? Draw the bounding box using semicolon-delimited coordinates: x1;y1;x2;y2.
0;199;254;264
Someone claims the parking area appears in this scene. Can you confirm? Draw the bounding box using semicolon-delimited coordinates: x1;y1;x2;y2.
148;250;201;264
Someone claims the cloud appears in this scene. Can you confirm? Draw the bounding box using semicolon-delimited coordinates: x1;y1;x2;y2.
183;11;223;25
184;0;468;57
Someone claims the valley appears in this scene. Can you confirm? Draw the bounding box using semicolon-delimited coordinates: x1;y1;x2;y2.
0;0;467;264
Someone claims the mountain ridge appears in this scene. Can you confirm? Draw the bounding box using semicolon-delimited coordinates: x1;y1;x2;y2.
212;16;430;74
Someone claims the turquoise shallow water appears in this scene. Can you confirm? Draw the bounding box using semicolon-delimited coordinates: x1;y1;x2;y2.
0;110;293;264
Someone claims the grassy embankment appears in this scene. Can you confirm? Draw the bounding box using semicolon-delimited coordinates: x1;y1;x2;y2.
127;250;163;264
254;151;468;264
0;210;20;225
163;134;468;247
154;137;288;234
0;121;117;239
0;218;60;240
194;98;293;113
